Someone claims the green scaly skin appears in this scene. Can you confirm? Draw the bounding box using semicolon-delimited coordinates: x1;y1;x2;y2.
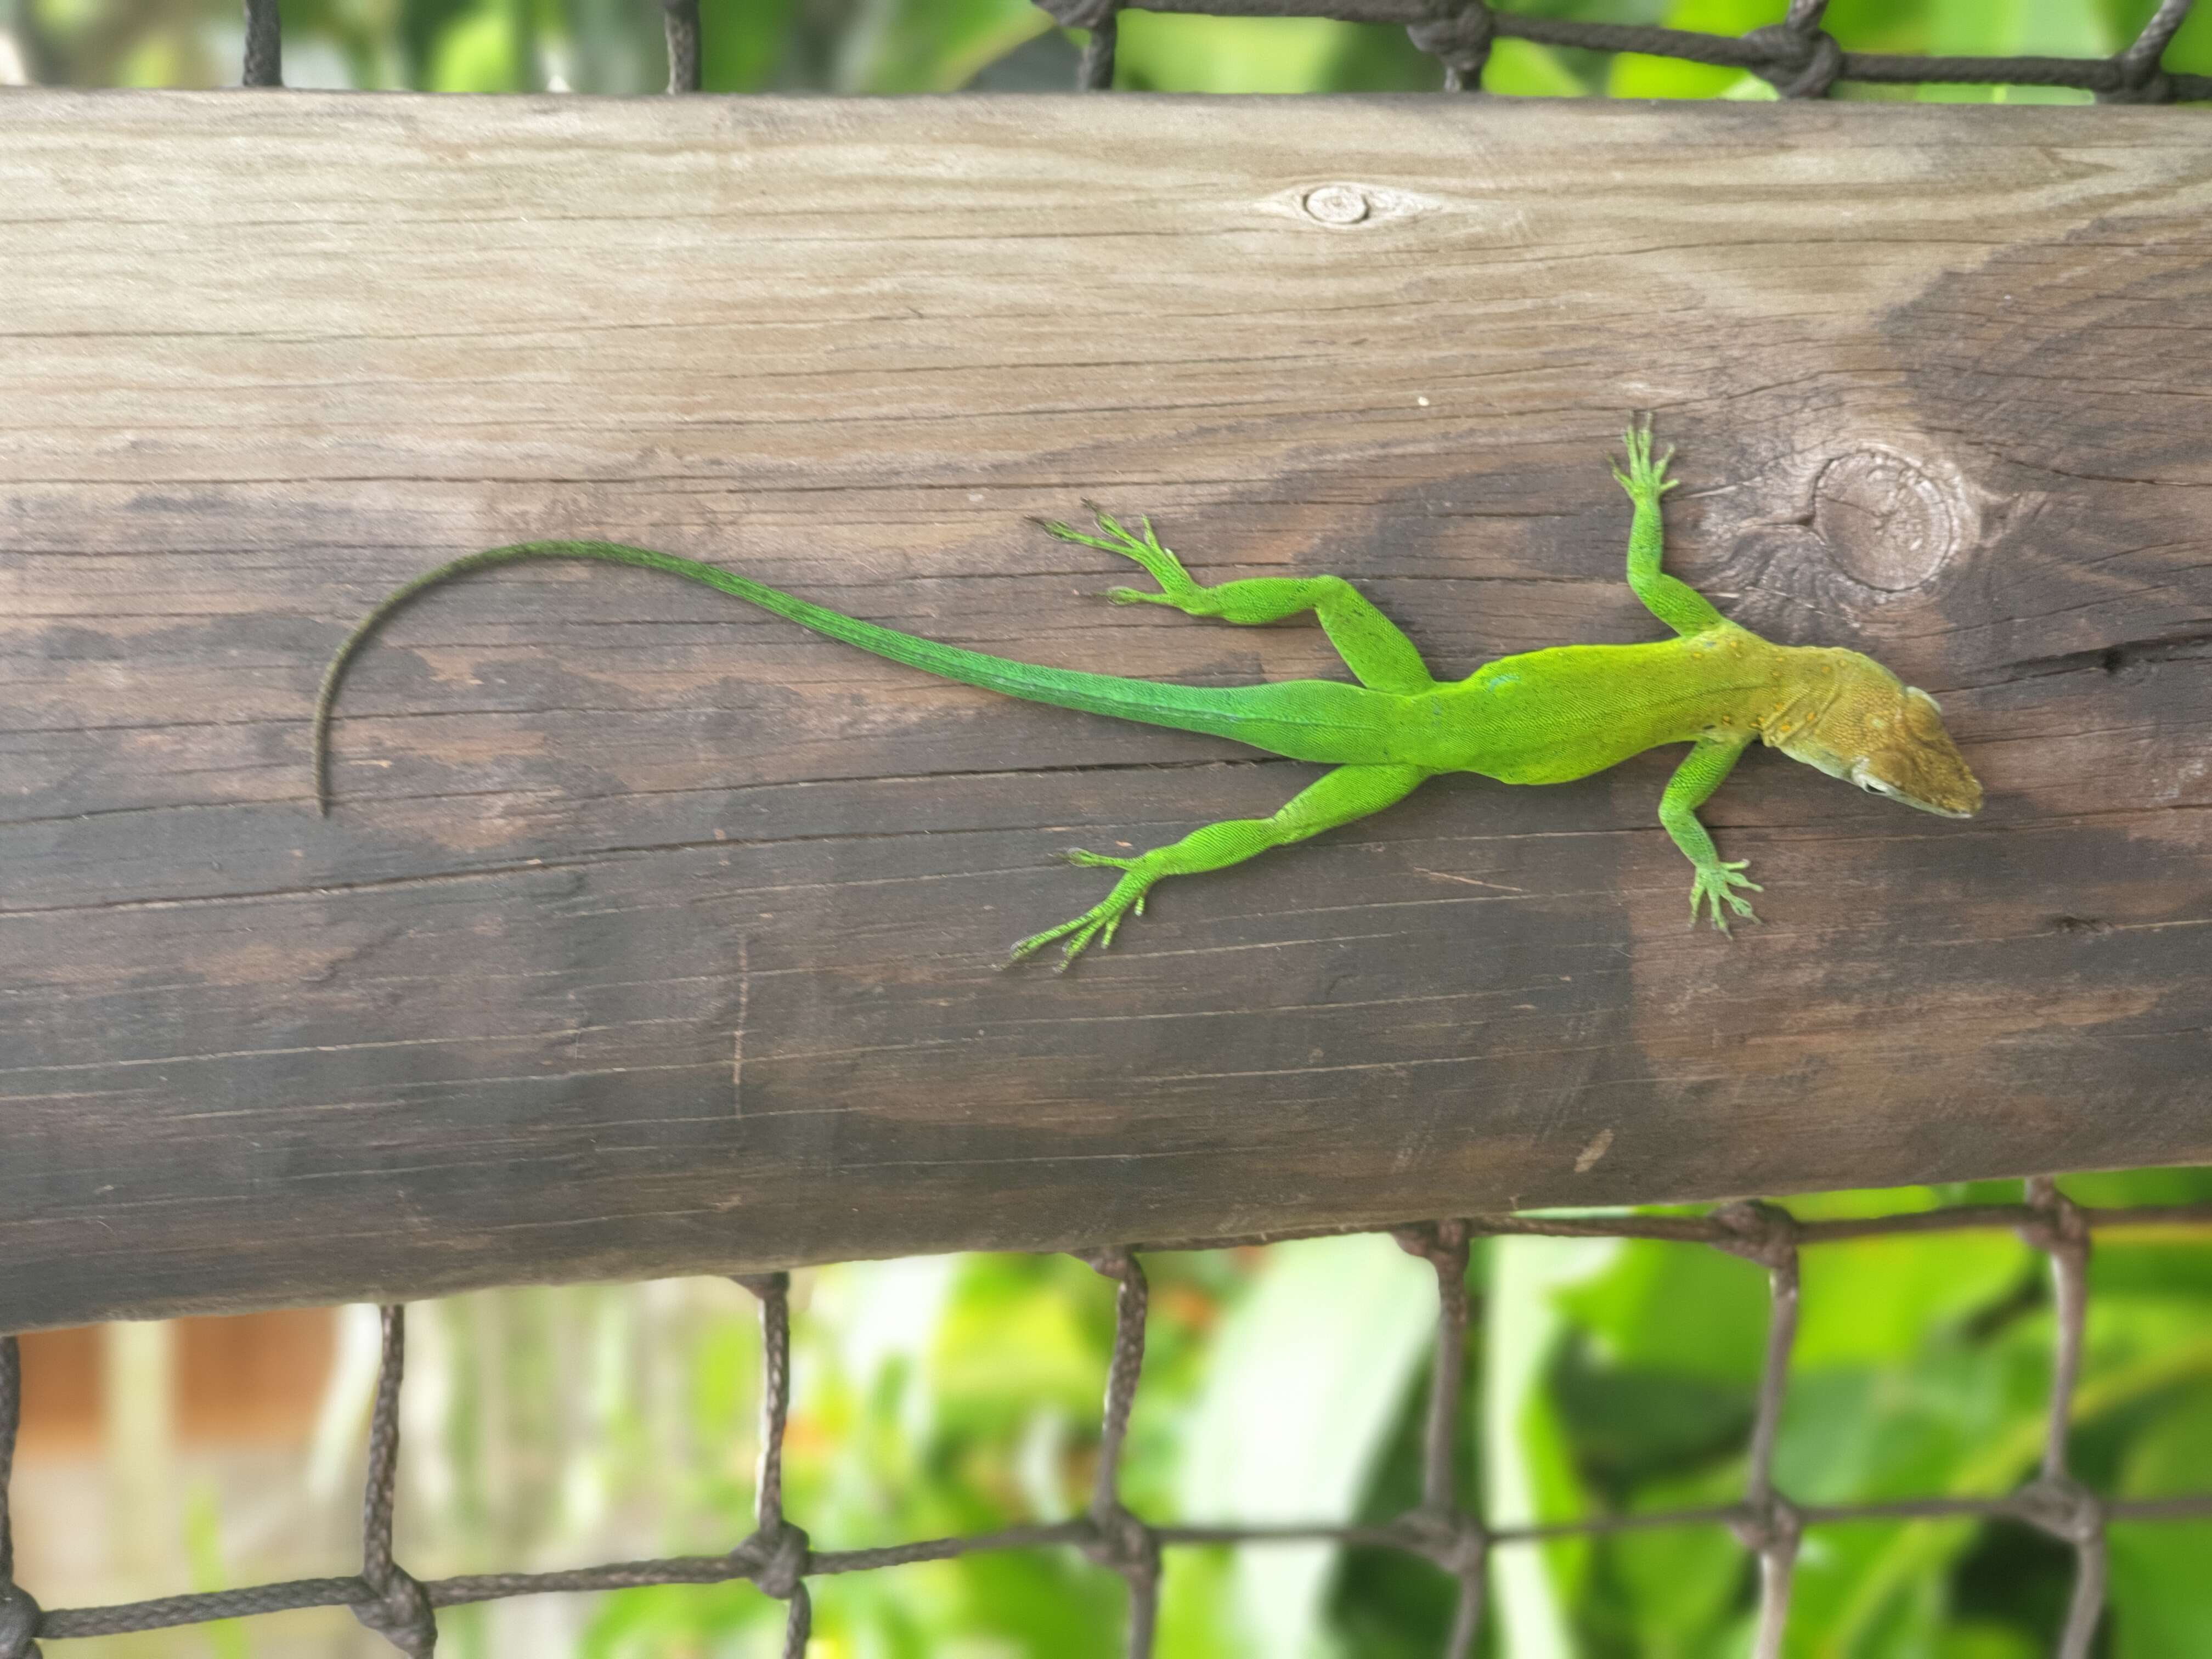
314;419;1983;967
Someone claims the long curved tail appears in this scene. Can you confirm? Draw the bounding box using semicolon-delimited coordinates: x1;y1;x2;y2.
312;539;1362;812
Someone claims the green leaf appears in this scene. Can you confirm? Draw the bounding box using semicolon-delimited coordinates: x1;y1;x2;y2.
1556;1235;1771;1387
696;0;801;89
1921;0;2104;101
1488;1235;1624;1657
836;0;1052;92
1933;1624;2044;1659
1111;10;1364;92
1604;1466;1752;1656
2059;1167;2212;1208
1484;37;1589;95
1608;0;1782;97
2162;0;2212;75
426;0;524;90
930;1256;1102;1426
1316;20;1443;91
1805;1323;2212;1657
2109;1524;2212;1659
2108;1384;2212;1656
1177;1234;1439;1658
1795;1231;2030;1368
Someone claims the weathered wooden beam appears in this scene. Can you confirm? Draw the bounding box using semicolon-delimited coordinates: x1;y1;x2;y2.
2;91;2207;1331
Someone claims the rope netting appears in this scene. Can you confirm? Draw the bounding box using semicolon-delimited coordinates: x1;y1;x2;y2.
209;0;2212;97
4;1175;2210;1657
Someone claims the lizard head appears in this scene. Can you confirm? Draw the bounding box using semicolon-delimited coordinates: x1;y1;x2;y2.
1770;652;1983;820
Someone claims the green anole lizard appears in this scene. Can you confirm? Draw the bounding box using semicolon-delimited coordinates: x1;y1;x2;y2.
314;420;1981;967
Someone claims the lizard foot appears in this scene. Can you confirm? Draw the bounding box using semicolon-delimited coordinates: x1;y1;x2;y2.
1005;851;1152;971
1038;506;1202;609
1611;414;1678;505
1689;860;1762;934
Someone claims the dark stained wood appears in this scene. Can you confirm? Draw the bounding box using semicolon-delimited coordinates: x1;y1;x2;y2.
1;91;2208;1331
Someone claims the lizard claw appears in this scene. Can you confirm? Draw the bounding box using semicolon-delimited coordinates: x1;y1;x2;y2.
1615;415;1678;503
1040;503;1197;603
1008;860;1153;969
1062;847;1136;870
1689;860;1762;933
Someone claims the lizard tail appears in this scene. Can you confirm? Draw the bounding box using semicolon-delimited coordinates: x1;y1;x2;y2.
312;538;1310;813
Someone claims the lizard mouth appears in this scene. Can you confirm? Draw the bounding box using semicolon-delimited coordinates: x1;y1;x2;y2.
1849;763;1981;819
1878;786;1979;819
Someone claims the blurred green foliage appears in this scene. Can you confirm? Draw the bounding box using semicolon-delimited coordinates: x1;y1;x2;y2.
10;0;2212;92
390;1173;2212;1657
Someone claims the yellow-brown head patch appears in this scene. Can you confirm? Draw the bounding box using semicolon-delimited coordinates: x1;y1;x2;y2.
1774;653;1982;819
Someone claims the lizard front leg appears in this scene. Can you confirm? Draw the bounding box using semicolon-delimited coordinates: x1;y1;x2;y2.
1614;416;1727;639
1040;509;1434;695
1008;763;1429;969
1661;738;1761;932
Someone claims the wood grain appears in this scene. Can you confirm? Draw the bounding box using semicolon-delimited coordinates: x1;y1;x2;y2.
2;91;2208;1331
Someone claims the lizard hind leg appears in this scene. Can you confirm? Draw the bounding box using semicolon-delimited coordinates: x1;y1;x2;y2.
1039;509;1435;695
1040;505;1198;602
1006;763;1429;970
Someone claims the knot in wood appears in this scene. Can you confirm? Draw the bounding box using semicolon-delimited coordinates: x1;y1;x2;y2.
1745;24;1842;97
1808;448;1959;593
1302;185;1371;225
1406;3;1495;82
2011;1475;2104;1544
0;1582;41;1659
349;1566;435;1657
737;1522;812;1601
1265;181;1440;228
1712;1200;1798;1270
